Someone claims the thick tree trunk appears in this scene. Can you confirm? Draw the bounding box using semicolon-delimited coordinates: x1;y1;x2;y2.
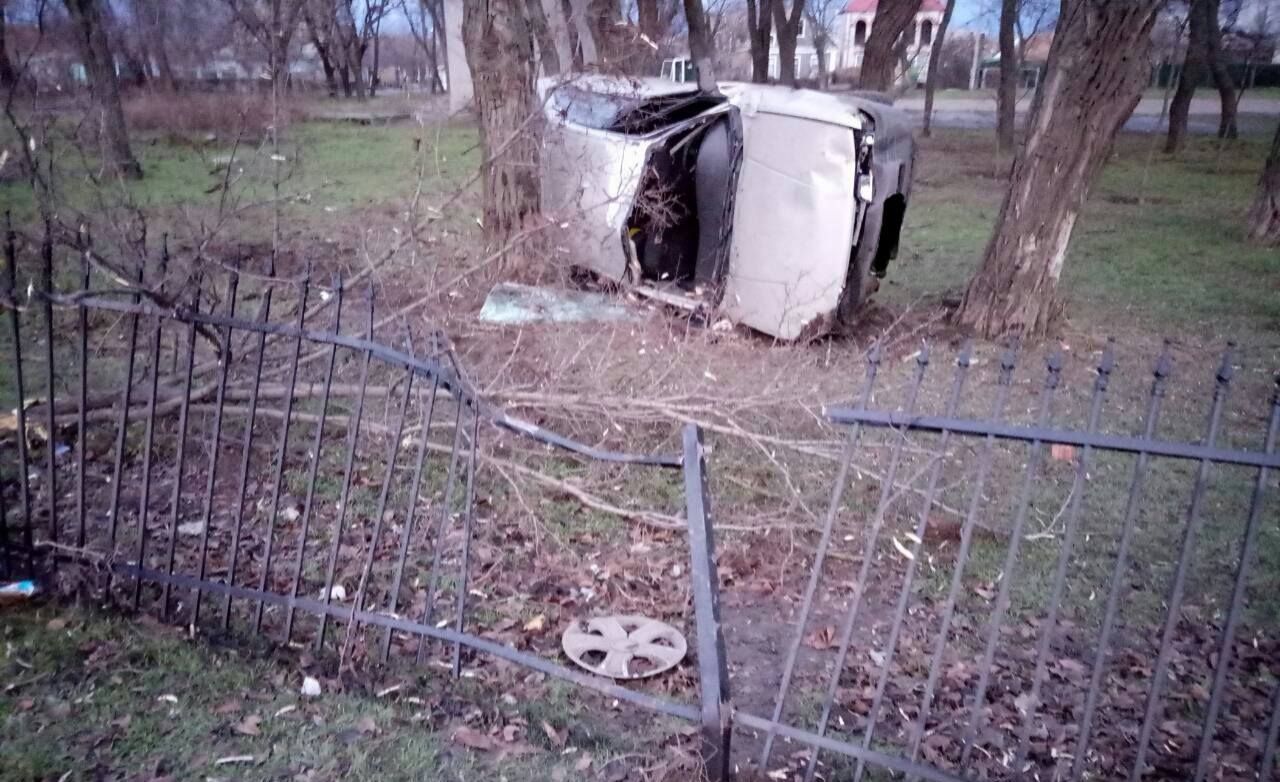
146;1;179;93
745;0;771;83
462;0;539;249
953;0;1163;339
922;0;956;137
370;29;381;96
815;34;829;89
683;0;718;91
859;0;922;91
1200;0;1237;139
771;0;804;87
0;6;16;92
524;0;561;75
1166;0;1209;154
996;0;1017;150
1247;122;1280;245
65;0;142;180
637;0;661;40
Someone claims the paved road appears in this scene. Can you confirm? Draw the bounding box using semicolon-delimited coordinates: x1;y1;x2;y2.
893;94;1280;136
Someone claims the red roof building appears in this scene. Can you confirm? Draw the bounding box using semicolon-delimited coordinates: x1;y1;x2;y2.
845;0;948;13
836;0;949;79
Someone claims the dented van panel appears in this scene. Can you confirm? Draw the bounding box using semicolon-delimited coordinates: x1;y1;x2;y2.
537;75;914;341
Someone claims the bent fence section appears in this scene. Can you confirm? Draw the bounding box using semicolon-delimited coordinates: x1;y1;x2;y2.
0;224;730;776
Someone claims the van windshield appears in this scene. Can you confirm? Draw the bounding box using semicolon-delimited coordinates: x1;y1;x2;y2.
549;86;725;135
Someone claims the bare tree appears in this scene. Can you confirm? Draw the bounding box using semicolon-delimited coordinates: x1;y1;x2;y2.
65;0;142;180
1203;0;1238;138
462;0;539;248
303;0;343;95
684;0;718;90
859;0;923;91
401;0;446;90
745;0;771;82
805;0;844;89
0;3;18;91
922;0;957;135
996;0;1016;149
524;0;561;74
771;0;805;86
1247;121;1280;244
224;0;307;94
1166;0;1204;153
953;0;1164;338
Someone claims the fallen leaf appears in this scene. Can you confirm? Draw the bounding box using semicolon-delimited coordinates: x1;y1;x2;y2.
46;617;67;631
177;521;205;537
575;753;593;772
355;716;378;735
452;726;499;751
234;715;263;736
1051;444;1076;463
805;625;836;650
523;614;547;633
541;721;565;748
214;699;243;715
502;724;520;743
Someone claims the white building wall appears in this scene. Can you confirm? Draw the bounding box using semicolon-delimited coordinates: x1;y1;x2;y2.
836;8;945;79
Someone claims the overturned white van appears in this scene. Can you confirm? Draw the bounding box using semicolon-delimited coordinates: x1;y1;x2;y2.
537;75;915;340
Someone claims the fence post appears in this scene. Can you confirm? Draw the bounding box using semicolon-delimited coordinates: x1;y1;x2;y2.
683;424;732;782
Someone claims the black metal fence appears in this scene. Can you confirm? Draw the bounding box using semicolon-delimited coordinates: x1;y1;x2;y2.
749;342;1280;781
5;220;1280;782
0;223;731;777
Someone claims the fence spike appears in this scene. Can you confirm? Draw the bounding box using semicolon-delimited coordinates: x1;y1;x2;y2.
75;233;91;548
192;265;240;627
759;343;885;767
285;274;343;643
905;343;1019;772
162;272;202;620
255;271;310;634
1190;372;1278;781
131;244;169;611
852;341;974;782
1010;337;1115;770
382;372;441;663
104;255;145;596
222;260;274;632
1070;340;1174;780
1128;343;1235;781
452;406;482;677
802;348;931;782
316;288;375;652
958;351;1066;768
416;403;466;666
40;222;57;544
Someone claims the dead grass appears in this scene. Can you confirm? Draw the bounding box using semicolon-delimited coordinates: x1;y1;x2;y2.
123;92;296;141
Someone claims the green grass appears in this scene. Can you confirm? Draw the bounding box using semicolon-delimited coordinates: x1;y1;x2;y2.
889;130;1280;345
0;602;660;780
0;118;478;226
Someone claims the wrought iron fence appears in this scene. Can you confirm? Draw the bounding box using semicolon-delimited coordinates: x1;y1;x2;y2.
748;341;1280;781
5;217;1280;782
0;222;731;776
